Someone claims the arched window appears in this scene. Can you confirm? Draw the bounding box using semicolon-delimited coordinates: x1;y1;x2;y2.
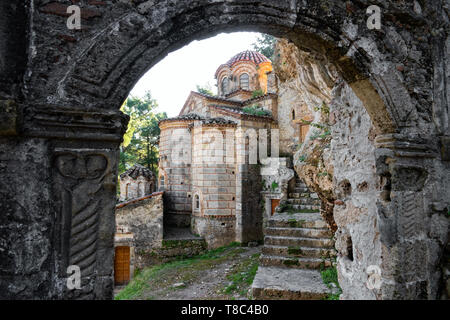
239;73;249;90
221;77;229;95
194;194;200;211
292;109;296;120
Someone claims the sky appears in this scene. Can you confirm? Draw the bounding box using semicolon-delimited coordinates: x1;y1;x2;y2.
129;32;261;117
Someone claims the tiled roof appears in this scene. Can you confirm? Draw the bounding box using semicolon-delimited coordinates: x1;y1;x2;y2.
215;50;271;77
120;164;155;180
201;117;236;125
116;192;164;209
228;50;271;66
159;113;204;124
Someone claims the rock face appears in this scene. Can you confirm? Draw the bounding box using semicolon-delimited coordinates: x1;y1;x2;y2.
0;1;448;300
274;39;338;231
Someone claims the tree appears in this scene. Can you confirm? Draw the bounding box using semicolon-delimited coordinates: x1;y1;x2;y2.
119;91;168;176
196;83;215;96
252;34;277;60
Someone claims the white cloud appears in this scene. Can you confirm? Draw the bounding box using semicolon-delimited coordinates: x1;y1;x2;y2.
129;32;261;117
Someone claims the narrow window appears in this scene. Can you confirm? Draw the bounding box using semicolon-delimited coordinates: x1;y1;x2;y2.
221;77;229;95
194;194;200;210
292;109;296;120
159;176;165;191
240;73;249;90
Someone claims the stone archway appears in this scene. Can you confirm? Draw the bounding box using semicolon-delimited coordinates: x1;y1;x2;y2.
0;1;448;300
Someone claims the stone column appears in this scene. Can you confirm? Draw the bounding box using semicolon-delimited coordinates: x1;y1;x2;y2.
0;103;128;299
374;133;449;299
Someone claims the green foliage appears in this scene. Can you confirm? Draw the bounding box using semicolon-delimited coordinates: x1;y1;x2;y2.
120;91;168;176
251;34;277;60
287;247;303;256
242;105;272;117
196;83;215;96
271;181;279;191
317;171;330;177
305;102;331;142
320;265;342;300
251;89;264;98
314;101;330;115
283;259;299;266
298;155;307;162
115;242;242;300
222;253;260;297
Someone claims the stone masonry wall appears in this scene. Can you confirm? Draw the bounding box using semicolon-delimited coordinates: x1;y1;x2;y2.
115;193;164;269
159;122;192;227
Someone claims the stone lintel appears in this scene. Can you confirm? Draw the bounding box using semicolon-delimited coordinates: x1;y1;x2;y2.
374;133;438;159
21;105;129;142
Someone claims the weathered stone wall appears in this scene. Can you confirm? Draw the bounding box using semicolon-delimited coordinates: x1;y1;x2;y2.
330;82;381;299
275;23;450;299
191;216;236;248
274;39;335;156
237;164;264;245
115;193;164;268
159;122;192;227
274;39;337;230
191;125;237;217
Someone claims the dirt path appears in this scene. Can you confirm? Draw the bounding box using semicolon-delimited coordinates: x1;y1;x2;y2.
115;243;261;300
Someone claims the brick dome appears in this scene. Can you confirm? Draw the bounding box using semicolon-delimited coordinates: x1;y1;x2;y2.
215;50;271;77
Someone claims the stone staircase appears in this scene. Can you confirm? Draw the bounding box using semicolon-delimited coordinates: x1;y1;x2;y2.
252;178;337;300
286;179;321;212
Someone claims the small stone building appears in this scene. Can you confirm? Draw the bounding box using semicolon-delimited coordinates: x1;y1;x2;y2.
119;164;156;201
158;50;310;248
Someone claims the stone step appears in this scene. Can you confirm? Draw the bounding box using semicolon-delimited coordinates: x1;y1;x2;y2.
287;198;321;206
289;204;321;211
252;266;332;300
264;227;332;239
289;192;311;198
262;245;336;258
268;213;328;229
292;188;310;193
260;254;333;269
265;235;334;248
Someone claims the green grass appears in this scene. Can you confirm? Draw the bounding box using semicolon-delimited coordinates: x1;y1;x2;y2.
222;253;260;298
115;242;241;300
287;246;303;256
320;265;342;300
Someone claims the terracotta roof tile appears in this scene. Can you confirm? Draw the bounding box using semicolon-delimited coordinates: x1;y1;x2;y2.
215;50;271;77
